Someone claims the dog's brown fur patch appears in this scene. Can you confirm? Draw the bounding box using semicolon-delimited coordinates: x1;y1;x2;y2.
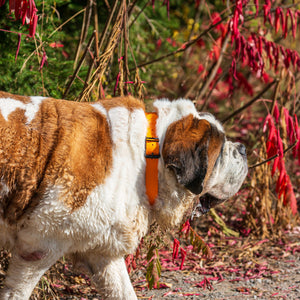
100;96;145;112
162;114;224;189
0;93;114;222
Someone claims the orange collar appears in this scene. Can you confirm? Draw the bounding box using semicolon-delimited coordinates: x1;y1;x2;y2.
145;112;160;205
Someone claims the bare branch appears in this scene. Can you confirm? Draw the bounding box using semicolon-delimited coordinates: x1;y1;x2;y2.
63;33;95;98
130;16;229;71
222;80;278;123
249;140;298;169
195;33;230;103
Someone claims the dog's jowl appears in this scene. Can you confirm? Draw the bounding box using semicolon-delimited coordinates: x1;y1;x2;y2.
0;91;247;299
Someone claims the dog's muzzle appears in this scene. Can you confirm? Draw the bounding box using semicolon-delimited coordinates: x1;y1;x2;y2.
191;194;224;218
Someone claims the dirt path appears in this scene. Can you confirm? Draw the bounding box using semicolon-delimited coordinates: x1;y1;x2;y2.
132;232;300;300
134;254;300;299
1;233;299;299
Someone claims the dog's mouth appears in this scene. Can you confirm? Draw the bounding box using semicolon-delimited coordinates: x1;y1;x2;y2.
191;193;224;219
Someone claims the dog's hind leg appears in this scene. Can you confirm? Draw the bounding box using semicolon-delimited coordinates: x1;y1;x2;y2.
0;241;64;300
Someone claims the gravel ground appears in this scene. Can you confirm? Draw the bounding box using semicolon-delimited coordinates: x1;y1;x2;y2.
134;254;300;299
1;232;299;300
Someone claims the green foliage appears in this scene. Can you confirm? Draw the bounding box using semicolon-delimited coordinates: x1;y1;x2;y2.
0;0;86;98
146;246;161;290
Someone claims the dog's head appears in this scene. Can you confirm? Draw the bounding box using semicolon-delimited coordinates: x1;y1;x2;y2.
153;99;248;226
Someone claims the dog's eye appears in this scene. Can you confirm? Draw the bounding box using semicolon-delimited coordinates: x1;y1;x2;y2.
237;144;246;156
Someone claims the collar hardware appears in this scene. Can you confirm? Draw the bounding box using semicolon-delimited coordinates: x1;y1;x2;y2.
145;112;159;206
145;137;160;159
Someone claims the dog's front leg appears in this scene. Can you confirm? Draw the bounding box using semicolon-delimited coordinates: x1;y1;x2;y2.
74;252;137;300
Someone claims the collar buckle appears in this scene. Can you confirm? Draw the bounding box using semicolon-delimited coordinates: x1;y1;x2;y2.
145;137;160;159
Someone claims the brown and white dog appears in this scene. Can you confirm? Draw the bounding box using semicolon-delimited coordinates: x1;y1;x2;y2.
0;91;247;299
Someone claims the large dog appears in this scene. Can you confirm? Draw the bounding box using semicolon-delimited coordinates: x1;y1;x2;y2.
0;91;247;299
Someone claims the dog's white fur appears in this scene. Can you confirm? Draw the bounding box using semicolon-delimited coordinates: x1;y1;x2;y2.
0;93;247;299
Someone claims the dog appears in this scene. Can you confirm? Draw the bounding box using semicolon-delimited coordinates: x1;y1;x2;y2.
0;91;248;299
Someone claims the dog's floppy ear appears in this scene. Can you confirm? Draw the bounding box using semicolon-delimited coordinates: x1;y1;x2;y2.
162;115;224;194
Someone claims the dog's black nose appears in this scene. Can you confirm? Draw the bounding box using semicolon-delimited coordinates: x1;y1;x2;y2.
237;143;247;156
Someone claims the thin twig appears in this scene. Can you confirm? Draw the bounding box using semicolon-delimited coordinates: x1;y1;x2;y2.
129;0;149;28
130;15;229;71
93;1;99;60
222;80;278;123
123;0;129;95
204;65;231;108
270;79;281;114
128;0;141;18
182;0;202;65
20;8;86;73
74;0;93;69
98;0;119;54
63;33;95;98
249;140;298;169
77;5;124;101
104;0;111;12
195;33;230;103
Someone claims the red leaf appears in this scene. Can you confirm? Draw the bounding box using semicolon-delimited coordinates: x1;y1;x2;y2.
197;63;204;74
285;179;298;215
294;114;299;139
263;3;271;25
274;7;286;34
276;169;286;195
230;58;238;80
180;247;186;270
15;32;21;62
273;103;280;123
277;129;284;158
156;39;162;50
163;0;170;18
211;12;226;35
265;41;273;65
254;0;259;17
267;120;275;139
100;83;105;99
114;72;120;96
236;72;253;96
62;50;69;58
263;114;272;132
284;10;289;38
49;42;64;48
29;14;38;37
235;36;241;57
258;36;263;55
287;8;296;39
39;50;47;70
196;38;205;48
172;239;180;262
275;8;281;33
282;107;294;143
181;220;190;235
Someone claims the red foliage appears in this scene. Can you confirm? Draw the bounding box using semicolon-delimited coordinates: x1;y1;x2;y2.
228;1;300;81
39;50;48;70
15;32;21;61
263;104;299;215
1;0;38;37
172;238;180;262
